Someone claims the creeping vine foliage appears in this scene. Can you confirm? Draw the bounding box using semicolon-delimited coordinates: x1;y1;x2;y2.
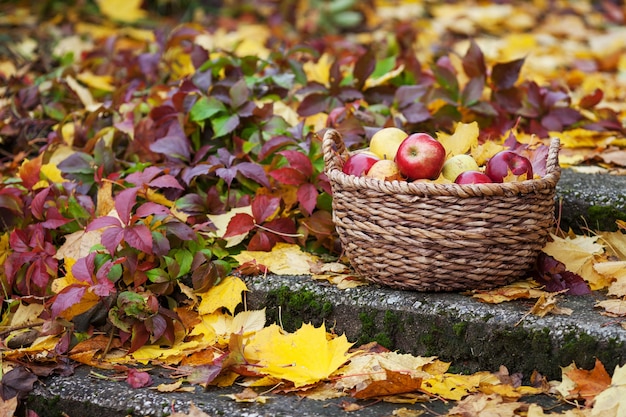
0;1;624;358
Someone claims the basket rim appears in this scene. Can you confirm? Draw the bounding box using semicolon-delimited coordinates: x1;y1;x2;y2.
322;129;561;198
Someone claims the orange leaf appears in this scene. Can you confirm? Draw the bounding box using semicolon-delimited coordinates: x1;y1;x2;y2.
352;369;422;399
565;358;612;403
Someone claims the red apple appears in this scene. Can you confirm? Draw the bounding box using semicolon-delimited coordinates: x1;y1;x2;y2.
394;133;446;180
454;171;493;184
342;153;380;176
485;151;533;183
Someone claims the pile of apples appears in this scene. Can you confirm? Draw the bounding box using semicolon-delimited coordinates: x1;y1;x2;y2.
342;127;534;184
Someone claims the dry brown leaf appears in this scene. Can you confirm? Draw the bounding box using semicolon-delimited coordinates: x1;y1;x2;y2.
445;393;524;417
595;299;626;317
169;403;211;417
221;387;270;403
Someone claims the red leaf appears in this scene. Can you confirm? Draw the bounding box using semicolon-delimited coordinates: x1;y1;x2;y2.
248;230;276;251
129;323;150;354
30;187;50;220
278;150;313;178
258;135;297;161
224;213;255;238
269;167;308;185
124;224;153;254
491;57;525;90
252;195;281;224
126;368;153;388
115;187;139;225
297;183;318;216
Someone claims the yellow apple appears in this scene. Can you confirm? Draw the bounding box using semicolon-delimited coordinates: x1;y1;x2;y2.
441;154;480;182
365;159;403;181
369;127;408;160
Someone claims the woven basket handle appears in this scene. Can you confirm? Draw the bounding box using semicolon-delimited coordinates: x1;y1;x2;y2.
322;129;348;173
545;137;561;177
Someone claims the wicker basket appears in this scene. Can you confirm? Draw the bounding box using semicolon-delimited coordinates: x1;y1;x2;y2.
322;129;562;291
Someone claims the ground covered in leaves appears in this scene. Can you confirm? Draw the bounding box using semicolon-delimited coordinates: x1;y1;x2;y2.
1;0;626;416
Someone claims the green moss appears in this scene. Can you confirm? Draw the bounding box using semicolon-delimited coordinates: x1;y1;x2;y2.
587;205;626;231
452;321;468;337
354;310;404;350
24;395;63;417
265;286;333;332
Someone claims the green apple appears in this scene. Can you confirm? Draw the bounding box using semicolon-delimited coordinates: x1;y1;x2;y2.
369;127;408;160
441;154;480;182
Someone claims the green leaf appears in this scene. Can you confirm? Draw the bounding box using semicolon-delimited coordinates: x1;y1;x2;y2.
190;96;227;126
211;113;240;137
174;249;193;278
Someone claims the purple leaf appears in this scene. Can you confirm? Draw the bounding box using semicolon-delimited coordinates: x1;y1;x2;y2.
236;162;270;188
462;40;487;78
0;366;39;400
258;136;297;161
115;187;139;225
491;57;525;90
136;202;170;218
125;166;162;186
101;227;124;254
87;216;122;231
124;224;153;254
72;253;96;282
51;286;87;319
150;135;191;161
297;93;330;117
164;221;197;241
148;175;184;189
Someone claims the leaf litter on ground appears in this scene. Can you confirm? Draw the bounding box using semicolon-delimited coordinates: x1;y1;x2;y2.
2;0;626;415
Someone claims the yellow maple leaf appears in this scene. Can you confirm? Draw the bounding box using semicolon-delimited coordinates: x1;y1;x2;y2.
422;372;483;401
437;121;479;157
302;53;333;87
594;262;626;297
599;231;626;260
76;71;115;92
95;0;146;23
233;242;318;276
197;276;248;315
245;323;355;387
189;309;266;345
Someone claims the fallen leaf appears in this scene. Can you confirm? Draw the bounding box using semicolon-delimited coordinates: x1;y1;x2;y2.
245;323;355;388
353;369;422;399
95;0;146;22
437;122;479;157
169;403;211;417
565;359;612;403
595;299;626;317
233;242;319;276
221;387;270;403
197;275;248;315
446;393;524;417
591;364;626;417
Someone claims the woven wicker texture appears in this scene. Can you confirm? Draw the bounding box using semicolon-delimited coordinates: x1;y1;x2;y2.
323;129;562;291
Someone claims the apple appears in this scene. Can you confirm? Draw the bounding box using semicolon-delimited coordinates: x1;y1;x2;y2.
485;150;533;183
394;133;446;181
342;152;380;176
454;171;493;184
365;159;403;181
441;154;480;182
369;127;408;160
